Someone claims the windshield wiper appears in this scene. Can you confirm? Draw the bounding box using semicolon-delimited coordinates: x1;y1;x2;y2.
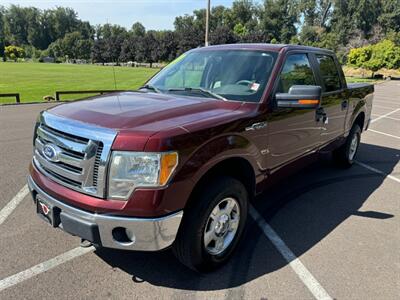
168;87;227;101
139;84;161;93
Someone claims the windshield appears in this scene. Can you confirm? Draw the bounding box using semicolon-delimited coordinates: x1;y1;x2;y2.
147;50;278;102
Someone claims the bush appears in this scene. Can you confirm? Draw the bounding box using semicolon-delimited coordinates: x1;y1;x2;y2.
5;45;25;61
371;39;400;69
347;40;400;76
22;45;42;59
348;46;372;67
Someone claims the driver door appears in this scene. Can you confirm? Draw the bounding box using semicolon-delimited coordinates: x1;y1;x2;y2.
267;53;321;170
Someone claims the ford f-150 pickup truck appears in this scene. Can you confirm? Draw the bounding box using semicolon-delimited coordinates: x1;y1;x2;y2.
28;44;374;272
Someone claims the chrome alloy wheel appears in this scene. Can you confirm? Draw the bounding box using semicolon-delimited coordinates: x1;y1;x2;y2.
349;133;359;160
203;197;240;255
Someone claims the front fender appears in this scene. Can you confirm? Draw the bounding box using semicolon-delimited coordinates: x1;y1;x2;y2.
175;133;264;189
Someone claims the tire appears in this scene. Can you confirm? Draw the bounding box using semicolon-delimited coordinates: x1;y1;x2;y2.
172;176;248;272
333;123;361;168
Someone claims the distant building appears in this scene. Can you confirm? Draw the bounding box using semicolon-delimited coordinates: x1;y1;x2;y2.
42;56;55;63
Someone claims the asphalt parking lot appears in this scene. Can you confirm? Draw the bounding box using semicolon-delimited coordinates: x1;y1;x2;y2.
0;81;399;299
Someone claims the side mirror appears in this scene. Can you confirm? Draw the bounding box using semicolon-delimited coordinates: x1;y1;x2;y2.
275;85;322;109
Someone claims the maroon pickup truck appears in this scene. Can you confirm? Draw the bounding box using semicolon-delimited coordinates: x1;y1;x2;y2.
28;44;373;272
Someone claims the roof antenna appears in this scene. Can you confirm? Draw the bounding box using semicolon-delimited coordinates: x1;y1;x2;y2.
112;64;118;90
113;64;122;111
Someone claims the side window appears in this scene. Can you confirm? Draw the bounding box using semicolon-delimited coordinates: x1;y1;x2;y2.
278;54;316;93
316;54;342;92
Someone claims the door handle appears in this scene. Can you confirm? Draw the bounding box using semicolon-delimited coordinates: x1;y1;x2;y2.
316;108;328;124
341;100;348;110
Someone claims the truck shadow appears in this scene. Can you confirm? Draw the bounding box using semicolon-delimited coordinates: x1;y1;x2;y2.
94;142;398;291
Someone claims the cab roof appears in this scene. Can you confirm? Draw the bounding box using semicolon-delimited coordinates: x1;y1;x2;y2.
196;43;335;55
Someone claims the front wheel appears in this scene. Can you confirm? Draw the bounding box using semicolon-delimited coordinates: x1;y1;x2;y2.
172;176;248;272
333;124;361;168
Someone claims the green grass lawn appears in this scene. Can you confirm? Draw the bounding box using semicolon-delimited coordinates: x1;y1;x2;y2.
345;77;383;84
0;62;159;104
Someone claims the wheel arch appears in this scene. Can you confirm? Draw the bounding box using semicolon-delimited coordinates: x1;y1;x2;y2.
167;132;263;215
353;111;365;132
186;156;257;212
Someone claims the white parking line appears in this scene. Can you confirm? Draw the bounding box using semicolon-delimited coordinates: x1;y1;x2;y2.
0;185;29;226
373;104;398;110
0;246;94;292
371;114;400;122
371;108;400;123
355;161;400;184
249;206;333;300
368;129;400;140
374;100;399;105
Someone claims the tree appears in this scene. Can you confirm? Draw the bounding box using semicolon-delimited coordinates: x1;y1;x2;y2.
91;39;106;63
233;23;248;38
45;31;92;60
103;35;125;63
62;31;84;58
174;15;203;53
210;25;237;45
119;22;147;62
239;30;267;43
77;21;94;40
92;24;127;63
97;23;127;40
62;31;92;59
225;0;258;30
131;22;146;37
231;0;256;24
298;0;333;46
154;30;178;62
45;7;79;41
378;0;400;33
24;7;44;48
119;35;138;62
134;31;159;65
210;5;230;30
0;6;5;60
0;1;399;65
353;0;381;37
1;5;92;51
261;0;299;43
45;39;63;58
3;5;30;45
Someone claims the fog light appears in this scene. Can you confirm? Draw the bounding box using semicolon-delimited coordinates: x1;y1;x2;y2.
125;228;136;244
112;227;135;244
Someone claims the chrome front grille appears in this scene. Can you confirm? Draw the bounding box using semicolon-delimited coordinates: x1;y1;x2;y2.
33;112;117;198
92;143;103;187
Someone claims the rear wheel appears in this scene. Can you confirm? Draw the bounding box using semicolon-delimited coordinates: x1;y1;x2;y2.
333;124;361;168
172;176;248;272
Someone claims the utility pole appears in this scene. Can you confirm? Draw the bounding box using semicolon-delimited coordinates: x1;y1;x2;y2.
205;0;210;46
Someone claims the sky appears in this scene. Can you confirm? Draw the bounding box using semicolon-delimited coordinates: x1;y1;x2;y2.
0;0;238;30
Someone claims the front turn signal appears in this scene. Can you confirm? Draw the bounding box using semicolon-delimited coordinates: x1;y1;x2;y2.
159;152;179;185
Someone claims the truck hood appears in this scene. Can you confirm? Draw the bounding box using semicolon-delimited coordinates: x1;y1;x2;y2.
48;91;243;133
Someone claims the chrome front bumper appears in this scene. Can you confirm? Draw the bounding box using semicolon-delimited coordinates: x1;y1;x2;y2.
28;176;183;251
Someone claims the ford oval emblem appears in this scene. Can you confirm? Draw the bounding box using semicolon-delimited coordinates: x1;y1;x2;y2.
42;143;61;162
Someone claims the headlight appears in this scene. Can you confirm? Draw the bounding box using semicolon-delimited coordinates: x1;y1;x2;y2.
108;151;178;200
33;114;41;146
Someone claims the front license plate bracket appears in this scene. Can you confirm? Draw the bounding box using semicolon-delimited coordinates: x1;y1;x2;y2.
36;197;60;227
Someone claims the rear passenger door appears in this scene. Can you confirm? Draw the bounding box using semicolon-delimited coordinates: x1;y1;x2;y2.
313;54;348;146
